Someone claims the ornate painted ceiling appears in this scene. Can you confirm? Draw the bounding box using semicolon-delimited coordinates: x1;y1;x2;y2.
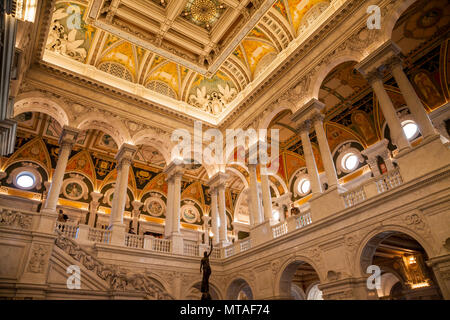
42;0;333;120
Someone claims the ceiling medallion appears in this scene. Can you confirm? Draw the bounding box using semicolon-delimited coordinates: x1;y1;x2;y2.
182;0;226;31
191;0;216;23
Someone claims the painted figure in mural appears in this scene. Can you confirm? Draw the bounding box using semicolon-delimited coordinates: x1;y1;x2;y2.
200;238;213;300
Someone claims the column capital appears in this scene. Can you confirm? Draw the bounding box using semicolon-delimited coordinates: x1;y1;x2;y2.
202;215;211;223
291;98;325;123
163;160;185;180
115;143;137;165
310;112;325;125
297;119;312;133
361;139;390;160
59;126;80;147
207;171;228;189
355;40;402;76
90;191;103;202
384;54;404;71
131;200;143;211
365;70;384;85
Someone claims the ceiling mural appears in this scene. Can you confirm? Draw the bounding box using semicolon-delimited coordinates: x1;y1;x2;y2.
43;0;334;116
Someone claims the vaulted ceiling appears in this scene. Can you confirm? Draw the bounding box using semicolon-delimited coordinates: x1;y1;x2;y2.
43;0;332;118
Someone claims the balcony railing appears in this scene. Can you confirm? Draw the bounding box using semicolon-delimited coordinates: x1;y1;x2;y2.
210;247;221;259
183;241;199;257
88;227;111;243
272;221;288;239
55;221;78;239
224;245;235;258
295;211;312;229
125;233;144;248
342;169;404;208
147;237;171;253
342;186;366;208
240;238;251;252
376;168;403;193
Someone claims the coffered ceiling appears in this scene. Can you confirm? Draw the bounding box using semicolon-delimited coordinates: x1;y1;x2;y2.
41;0;334;122
86;0;276;76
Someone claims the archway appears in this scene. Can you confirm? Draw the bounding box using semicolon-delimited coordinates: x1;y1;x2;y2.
278;260;322;300
360;231;443;300
185;281;222;300
226;278;254;300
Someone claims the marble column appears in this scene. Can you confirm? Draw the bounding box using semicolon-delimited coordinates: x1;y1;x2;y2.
311;112;339;188
388;56;437;138
172;171;182;235
367;71;411;152
260;167;273;223
217;183;228;244
248;164;263;225
163;161;184;253
298;120;322;194
109;143;137;245
202;215;210;245
42;126;80;213
164;176;174;238
88;191;103;227
210;187;220;245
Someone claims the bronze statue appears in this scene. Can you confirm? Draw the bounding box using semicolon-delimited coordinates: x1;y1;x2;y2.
200;238;213;300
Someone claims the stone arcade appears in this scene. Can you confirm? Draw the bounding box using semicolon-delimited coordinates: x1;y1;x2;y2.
0;0;449;300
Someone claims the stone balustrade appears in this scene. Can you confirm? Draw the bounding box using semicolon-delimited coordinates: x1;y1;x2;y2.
125;233;144;248
272;221;288;239
183;241;199;257
0;167;420;262
342;168;404;208
55;221;78;239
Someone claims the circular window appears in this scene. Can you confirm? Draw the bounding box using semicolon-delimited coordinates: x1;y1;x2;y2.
341;153;359;172
272;209;280;221
402;120;419;140
298;178;311;195
16;171;36;189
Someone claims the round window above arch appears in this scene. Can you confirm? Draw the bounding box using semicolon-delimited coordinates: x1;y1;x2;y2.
341;152;359;172
298;178;311;195
16;171;36;189
401;120;420;140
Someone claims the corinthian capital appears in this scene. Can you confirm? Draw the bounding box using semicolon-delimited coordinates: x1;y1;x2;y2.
365;70;384;85
310;112;325;125
297;120;312;133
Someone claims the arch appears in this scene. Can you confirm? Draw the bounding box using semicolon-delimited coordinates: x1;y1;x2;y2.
225;166;249;189
269;173;288;196
13;93;72;127
275;255;325;299
381;0;419;43
259;105;293;130
132;129;173;165
291;283;306;300
226;278;254;300
182;280;223;300
74;111;131;147
144;272;176;299
309;56;361;102
356;224;437;278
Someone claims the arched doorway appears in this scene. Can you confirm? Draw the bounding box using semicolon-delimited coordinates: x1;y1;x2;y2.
185;282;221;300
227;278;254;300
360;231;443;300
279;260;322;300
